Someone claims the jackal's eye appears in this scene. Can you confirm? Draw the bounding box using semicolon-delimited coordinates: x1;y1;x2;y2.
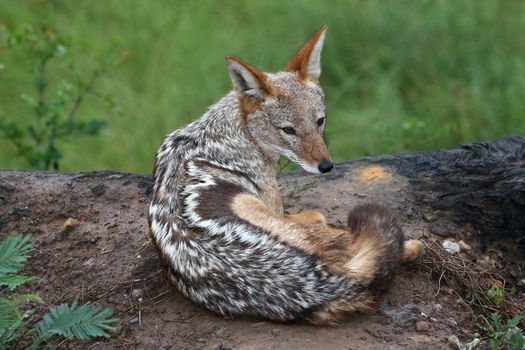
317;117;326;127
281;126;296;135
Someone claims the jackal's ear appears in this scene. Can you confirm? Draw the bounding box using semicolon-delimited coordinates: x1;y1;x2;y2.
285;25;327;82
226;56;276;100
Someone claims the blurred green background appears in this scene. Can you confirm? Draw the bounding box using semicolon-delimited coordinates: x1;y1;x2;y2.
1;0;524;173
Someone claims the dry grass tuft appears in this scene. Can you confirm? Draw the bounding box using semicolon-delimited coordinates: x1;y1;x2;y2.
417;240;524;326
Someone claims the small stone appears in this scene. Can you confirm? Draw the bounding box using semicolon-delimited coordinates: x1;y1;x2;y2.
446;317;458;326
465;338;481;350
214;327;226;337
61;218;79;232
216;343;232;350
442;240;460;254
416;321;429;332
383;335;395;342
458;240;472;251
423;212;437;222
447;335;461;349
90;237;98;244
480;255;496;268
271;328;282;337
129;316;139;324
131;289;143;299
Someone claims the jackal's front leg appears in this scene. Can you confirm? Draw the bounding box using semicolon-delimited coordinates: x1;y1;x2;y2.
284;210;327;226
231;193;344;254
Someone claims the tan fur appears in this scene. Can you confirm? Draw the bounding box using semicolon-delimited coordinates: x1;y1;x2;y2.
239;94;262;116
231;193;326;254
306;295;376;326
344;234;384;284
284;210;327;226
299;132;332;168
403;239;425;262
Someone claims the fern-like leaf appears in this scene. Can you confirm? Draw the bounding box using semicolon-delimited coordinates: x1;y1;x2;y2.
507;315;522;329
0;297;21;331
0;234;33;275
0;316;25;348
0;274;38;290
34;299;118;343
10;293;43;306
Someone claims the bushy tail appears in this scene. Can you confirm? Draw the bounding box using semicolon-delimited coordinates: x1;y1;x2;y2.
304;205;424;325
345;203;415;293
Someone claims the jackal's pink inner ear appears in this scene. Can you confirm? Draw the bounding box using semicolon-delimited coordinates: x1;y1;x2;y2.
226;55;276;100
285;25;327;82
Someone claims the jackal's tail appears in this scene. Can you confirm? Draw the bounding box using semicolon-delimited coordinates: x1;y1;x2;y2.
345;203;423;293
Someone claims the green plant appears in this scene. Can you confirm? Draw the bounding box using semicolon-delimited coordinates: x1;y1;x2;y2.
0;234;119;349
0;22;122;170
481;313;525;350
487;285;504;305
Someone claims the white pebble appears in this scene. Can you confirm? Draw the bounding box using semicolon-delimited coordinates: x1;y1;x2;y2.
442;240;460;254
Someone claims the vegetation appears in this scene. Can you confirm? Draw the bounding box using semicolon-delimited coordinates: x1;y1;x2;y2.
1;1;525;172
0;234;118;349
0;23;122;170
480;313;525;350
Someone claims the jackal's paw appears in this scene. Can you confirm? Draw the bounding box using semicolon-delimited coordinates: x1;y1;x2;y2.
285;210;327;226
403;239;425;262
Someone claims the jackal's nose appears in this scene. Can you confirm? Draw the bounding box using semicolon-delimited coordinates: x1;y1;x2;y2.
318;160;333;173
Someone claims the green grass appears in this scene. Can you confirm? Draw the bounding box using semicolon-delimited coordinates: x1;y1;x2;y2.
1;0;525;173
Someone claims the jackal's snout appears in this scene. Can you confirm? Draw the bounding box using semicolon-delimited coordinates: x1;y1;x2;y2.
302;133;332;174
318;159;333;173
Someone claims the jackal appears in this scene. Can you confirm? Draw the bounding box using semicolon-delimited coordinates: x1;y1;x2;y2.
148;26;423;325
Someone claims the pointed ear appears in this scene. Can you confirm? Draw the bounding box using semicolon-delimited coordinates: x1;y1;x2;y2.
285;25;327;82
226;55;276;100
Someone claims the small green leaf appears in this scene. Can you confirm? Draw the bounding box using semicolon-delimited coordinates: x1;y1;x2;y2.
34;78;46;94
489;338;499;350
0;234;33;275
0;274;38;290
0;297;22;331
507;316;521;329
11;293;43;306
487;286;504;305
509;330;525;350
21;93;37;108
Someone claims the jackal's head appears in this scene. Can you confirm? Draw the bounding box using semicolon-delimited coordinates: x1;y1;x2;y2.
226;26;333;174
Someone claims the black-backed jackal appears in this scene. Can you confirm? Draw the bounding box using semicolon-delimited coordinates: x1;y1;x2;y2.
149;26;424;325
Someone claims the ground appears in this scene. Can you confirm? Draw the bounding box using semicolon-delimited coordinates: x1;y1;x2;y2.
0;161;522;349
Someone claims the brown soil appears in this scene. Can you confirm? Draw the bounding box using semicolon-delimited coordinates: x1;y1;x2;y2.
0;164;522;349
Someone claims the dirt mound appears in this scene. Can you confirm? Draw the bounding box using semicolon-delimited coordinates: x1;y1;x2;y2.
1;137;524;349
